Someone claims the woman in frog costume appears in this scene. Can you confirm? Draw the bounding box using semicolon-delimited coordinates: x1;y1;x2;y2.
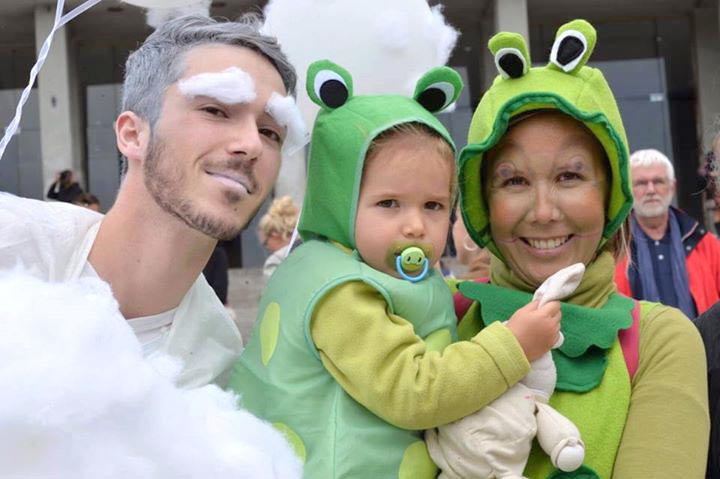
445;19;709;478
228;59;564;478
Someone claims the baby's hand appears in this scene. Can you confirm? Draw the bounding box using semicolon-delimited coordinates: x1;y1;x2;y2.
505;300;561;362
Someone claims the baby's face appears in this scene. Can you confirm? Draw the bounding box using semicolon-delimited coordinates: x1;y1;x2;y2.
354;134;453;278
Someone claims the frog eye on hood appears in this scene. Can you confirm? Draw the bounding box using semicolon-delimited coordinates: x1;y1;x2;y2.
413;66;463;113
488;32;530;79
306;60;354;110
548;19;597;74
550;30;587;72
495;48;526;79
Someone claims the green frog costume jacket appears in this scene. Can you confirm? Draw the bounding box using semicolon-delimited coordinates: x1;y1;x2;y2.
229;61;532;478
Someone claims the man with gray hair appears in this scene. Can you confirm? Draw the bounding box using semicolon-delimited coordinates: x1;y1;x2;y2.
0;14;299;387
615;148;720;317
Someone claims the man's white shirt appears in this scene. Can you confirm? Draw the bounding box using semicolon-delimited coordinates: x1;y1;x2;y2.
0;193;243;387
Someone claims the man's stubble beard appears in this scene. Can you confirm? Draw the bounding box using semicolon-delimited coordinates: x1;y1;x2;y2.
142;134;259;241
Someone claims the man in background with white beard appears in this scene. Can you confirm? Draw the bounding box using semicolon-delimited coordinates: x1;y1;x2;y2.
615;148;720;317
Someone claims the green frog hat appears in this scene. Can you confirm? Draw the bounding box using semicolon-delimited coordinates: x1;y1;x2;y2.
458;19;633;260
298;60;463;253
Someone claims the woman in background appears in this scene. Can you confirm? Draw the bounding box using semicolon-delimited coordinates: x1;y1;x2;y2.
257;196;300;280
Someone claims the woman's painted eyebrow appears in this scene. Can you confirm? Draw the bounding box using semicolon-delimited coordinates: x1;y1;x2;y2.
493;162;517;179
553;157;589;173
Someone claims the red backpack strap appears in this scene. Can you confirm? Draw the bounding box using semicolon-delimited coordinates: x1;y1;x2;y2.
618;299;641;380
453;277;489;321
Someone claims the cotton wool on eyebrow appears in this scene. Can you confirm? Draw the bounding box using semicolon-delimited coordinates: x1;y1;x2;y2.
178;66;257;104
266;92;310;156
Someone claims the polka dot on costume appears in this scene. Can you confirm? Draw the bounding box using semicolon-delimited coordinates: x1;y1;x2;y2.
260;302;281;366
273;422;306;463
398;440;437;479
424;328;452;353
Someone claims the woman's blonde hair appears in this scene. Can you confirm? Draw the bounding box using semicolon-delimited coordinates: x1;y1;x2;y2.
258;196;300;241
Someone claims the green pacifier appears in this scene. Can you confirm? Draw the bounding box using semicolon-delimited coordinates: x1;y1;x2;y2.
395;246;430;282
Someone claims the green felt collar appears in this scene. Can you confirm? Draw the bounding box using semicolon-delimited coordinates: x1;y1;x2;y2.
457;281;634;392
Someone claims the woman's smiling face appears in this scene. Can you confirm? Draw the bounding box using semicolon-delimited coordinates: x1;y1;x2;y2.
486;111;608;287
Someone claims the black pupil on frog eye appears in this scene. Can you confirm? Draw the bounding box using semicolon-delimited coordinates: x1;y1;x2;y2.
557;36;584;66
319;79;348;108
498;53;524;78
417;87;447;112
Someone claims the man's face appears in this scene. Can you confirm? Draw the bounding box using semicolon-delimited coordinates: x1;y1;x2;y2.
144;44;286;240
631;164;675;219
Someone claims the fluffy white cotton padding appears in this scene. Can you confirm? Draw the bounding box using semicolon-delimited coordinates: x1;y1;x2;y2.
262;0;459;128
0;270;302;479
178;66;257;105
266;92;310;156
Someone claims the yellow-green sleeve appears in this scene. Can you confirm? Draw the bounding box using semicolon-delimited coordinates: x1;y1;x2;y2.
613;304;709;478
310;280;530;430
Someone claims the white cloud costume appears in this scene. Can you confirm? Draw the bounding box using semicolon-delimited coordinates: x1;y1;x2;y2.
0;193;242;388
0;268;302;478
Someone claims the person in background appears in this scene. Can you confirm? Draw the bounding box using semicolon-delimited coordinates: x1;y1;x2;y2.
451;206;491;279
693;303;720;479
73;193;101;212
47;169;83;203
694;130;720;479
257;195;299;280
615;148;720;317
701;134;720;235
203;243;238;324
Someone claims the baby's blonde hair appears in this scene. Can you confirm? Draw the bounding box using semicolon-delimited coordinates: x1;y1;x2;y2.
365;122;456;196
258;196;300;241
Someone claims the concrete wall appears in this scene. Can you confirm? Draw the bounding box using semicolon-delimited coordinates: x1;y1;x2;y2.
34;4;85;192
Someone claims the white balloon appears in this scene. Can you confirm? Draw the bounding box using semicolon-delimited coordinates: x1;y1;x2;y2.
122;0;201;8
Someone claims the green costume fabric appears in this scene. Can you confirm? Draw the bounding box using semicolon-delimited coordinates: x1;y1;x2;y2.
459;253;634;392
228;60;473;478
457;253;632;478
229;240;457;478
458;19;633;260
456;297;708;478
311;280;529;431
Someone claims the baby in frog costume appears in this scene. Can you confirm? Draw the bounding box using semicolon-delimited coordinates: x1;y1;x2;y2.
227;59;562;478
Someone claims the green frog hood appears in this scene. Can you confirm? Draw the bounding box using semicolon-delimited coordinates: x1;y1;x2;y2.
458;19;633;260
297;60;463;249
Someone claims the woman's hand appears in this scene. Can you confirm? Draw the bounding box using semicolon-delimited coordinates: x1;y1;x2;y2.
505;300;561;362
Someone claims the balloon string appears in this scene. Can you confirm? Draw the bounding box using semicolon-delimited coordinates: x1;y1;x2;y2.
285;218;300;259
0;0;104;162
